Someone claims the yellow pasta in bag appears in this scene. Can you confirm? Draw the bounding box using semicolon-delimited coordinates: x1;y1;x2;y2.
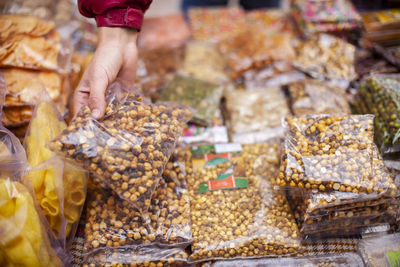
24;91;87;243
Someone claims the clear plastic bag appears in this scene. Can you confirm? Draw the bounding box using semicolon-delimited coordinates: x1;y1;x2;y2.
158;75;223;126
288;79;351;116
82;246;190;267
0;15;71;73
182;41;228;84
358;233;400;267
138;14;191;50
293;34;357;83
23;89;87;246
277;114;397;195
51;83;192;213
188;7;245;43
224;88;290;144
209;252;364;267
358;74;400;154
82;148;192;251
217;26;295;79
187;142;302;263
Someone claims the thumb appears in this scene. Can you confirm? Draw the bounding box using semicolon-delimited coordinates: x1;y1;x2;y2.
87;67;110;120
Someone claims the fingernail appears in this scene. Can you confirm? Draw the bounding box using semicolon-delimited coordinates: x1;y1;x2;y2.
92;109;101;118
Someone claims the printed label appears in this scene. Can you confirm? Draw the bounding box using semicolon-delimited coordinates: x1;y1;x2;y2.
204;153;231;168
215;143;242;154
198;175;248;194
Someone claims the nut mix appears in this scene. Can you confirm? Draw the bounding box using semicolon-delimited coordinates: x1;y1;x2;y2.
187;143;301;262
83;149;192;252
51;91;192;212
277;114;397;195
288;79;351;115
82;246;189;267
294;34;356;82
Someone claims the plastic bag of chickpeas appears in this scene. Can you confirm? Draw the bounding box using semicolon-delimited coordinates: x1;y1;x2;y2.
276;114;397;196
81;148;193;263
50;82;192;214
186;142;302;263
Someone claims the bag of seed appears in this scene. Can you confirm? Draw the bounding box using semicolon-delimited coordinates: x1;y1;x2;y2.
158;75;223;126
82;148;192;252
51;82;192;213
287;79;351;116
277;114;397;196
186;142;302;263
359;74;400;155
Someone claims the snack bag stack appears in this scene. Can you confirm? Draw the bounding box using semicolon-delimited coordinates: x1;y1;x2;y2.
0;15;70;139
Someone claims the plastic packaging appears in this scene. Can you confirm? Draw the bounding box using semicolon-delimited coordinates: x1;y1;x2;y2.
358;233;400;267
277;114;397;195
210;252;364;267
51;83;192;213
293;34;357;83
245;9;294;35
1;105;32;127
188;7;245;43
288;79;351;115
23;90;87;246
217;26;295;79
82;148;192;251
138;14;191;50
82;246;190;267
182;41;228;84
187;143;302;262
358;74;400;154
158;75;223;126
224;88;290;144
0;15;71;73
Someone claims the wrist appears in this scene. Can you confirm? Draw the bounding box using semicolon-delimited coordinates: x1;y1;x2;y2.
98;27;138;46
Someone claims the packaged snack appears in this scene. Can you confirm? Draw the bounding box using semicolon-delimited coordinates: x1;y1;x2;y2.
358;74;400;154
218;26;294;79
51;83;192;213
245;9;294;35
294;34;357;83
277;114;397;195
210;252;364;267
138;14;191;50
0;15;69;72
158;75;223;126
1;105;32;127
189;7;245;43
82;148;192;251
82;246;190;267
187;143;302;262
24;90;87;245
358;233;400;267
182;41;228;84
224;88;290;144
288;79;351;115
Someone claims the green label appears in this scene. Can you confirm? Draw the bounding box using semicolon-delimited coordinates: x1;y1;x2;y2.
387;250;400;267
198;175;248;194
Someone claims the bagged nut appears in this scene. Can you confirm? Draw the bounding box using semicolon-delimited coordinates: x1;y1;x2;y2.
187;143;302;262
277;114;397;195
224;88;290;144
158;75;223;126
51;84;192;212
83;149;192;251
182;42;228;84
82;246;190;267
294;34;356;84
288;79;351;115
217;25;295;79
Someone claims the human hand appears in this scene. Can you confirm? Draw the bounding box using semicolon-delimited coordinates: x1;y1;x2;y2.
73;27;138;119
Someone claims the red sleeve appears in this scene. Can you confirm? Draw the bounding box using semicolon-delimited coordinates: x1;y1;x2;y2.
78;0;152;30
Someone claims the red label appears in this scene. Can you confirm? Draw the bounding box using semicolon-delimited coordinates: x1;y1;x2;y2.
208;175;236;190
204;152;231;162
